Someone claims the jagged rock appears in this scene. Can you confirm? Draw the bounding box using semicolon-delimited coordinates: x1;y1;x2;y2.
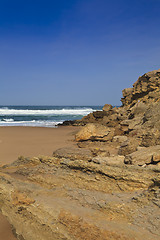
121;88;133;106
102;104;112;112
75;123;114;142
121;69;160;106
124;145;160;166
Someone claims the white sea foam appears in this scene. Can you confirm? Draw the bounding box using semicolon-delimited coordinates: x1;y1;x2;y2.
0;108;95;116
3;118;14;122
0;120;63;127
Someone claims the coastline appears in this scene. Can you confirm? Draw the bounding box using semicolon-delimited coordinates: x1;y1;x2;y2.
0;125;80;240
0;68;160;240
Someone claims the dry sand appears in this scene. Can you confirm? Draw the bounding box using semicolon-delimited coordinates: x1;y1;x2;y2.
0;126;79;240
0;126;79;164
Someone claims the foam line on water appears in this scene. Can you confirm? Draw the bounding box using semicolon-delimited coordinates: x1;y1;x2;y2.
0;108;96;116
0;120;63;127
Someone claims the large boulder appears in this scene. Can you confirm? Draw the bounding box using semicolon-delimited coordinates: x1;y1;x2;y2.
75;123;114;142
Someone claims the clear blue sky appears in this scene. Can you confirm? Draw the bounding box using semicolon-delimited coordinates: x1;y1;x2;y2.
0;0;160;106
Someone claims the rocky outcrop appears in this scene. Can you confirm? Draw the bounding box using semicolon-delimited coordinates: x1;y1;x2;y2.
74;69;160;153
0;154;160;240
0;68;160;240
121;69;160;106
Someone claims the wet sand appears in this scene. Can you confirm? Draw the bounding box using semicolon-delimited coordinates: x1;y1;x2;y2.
0;126;79;240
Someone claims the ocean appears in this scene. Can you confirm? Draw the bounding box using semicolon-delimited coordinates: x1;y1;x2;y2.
0;106;102;127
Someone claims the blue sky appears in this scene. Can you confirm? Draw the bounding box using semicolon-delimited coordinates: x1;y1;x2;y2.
0;0;160;105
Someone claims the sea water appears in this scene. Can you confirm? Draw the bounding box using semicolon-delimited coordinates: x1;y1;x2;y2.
0;106;102;127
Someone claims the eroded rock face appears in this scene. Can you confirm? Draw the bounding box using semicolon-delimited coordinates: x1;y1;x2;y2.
121;69;160;106
74;68;160;152
0;155;160;240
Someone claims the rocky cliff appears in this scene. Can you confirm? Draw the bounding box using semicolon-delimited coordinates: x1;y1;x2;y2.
121;69;160;106
0;69;160;240
65;68;160;149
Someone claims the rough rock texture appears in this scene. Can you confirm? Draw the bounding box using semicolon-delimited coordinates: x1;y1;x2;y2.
75;123;114;142
121;69;160;106
72;69;160;152
102;104;113;111
52;147;93;161
0;155;160;240
124;145;160;166
0;68;160;240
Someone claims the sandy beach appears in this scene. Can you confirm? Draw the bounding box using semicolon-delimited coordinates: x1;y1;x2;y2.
0;126;79;164
0;126;79;240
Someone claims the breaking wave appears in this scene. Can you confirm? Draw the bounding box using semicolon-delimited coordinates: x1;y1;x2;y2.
0;106;101;127
0;108;95;116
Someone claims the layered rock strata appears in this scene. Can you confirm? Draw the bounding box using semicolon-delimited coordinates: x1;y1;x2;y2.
0;154;160;240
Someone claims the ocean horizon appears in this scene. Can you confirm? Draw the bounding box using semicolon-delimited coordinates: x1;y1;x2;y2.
0;105;102;127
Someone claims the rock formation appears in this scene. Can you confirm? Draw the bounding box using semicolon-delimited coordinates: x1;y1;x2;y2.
121;69;160;106
0;68;160;240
